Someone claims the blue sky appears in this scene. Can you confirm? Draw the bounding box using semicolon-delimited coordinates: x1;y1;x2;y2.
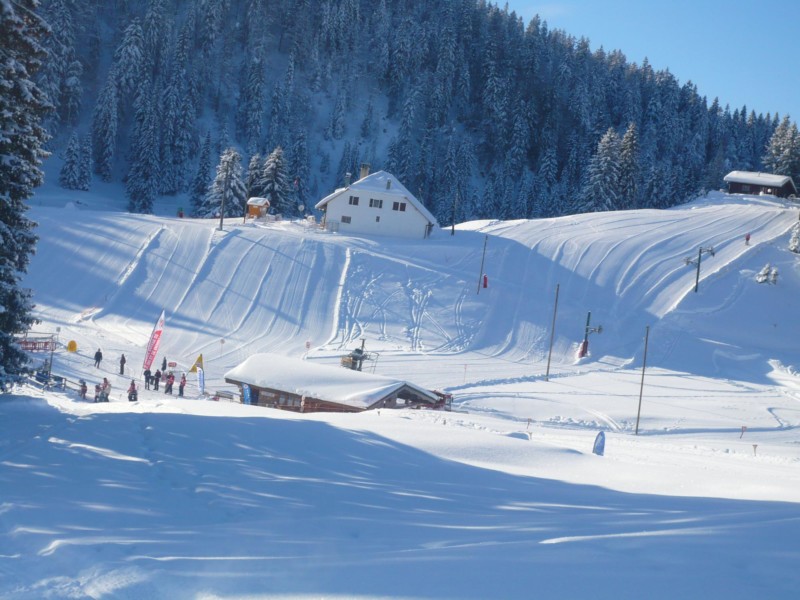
509;1;799;122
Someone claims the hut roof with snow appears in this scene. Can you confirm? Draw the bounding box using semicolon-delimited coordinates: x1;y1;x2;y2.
723;171;797;198
224;353;439;412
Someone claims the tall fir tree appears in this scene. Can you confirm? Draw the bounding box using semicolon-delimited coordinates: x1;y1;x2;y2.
260;146;292;216
126;84;160;213
580;128;622;213
79;134;92;191
201;147;247;218
763;116;800;184
190;132;213;216
245;153;263;198
58;132;83;190
618;122;640;209
0;0;50;382
91;74;118;181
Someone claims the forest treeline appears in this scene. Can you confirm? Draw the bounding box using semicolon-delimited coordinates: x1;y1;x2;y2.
43;0;800;221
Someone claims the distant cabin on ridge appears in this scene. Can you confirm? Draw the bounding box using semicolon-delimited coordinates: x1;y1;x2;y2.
723;171;797;198
315;165;438;238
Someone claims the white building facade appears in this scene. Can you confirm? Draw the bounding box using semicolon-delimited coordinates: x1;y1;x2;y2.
315;170;438;239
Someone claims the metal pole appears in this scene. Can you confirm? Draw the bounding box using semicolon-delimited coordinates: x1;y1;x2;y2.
476;235;488;294
545;284;560;381
694;247;702;292
583;311;592;347
635;325;650;435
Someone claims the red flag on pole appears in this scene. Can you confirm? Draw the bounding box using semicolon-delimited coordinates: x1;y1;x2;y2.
142;310;166;371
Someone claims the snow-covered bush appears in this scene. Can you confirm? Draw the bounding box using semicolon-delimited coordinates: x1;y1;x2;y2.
789;222;800;253
756;264;772;283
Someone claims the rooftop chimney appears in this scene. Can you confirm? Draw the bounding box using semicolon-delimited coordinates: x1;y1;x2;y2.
344;172;351;186
359;163;371;180
386;178;392;190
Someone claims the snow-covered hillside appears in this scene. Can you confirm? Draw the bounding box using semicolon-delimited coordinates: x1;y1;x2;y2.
3;190;800;599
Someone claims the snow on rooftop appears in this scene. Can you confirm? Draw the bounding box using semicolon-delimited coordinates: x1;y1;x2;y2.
315;170;438;225
723;170;795;188
225;353;437;409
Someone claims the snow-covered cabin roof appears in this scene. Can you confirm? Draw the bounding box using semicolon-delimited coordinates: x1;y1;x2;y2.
224;353;438;410
723;171;796;189
315;170;438;225
246;196;270;207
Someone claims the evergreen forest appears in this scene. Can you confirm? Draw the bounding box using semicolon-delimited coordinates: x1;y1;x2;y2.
42;0;800;222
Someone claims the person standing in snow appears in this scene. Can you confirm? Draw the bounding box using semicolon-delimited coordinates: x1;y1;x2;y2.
127;380;138;401
119;353;126;375
745;232;751;245
94;383;101;402
164;372;175;395
94;348;103;368
178;373;186;397
153;369;162;391
100;377;111;402
143;367;152;390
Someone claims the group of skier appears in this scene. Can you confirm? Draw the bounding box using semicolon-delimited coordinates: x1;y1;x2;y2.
82;353;187;402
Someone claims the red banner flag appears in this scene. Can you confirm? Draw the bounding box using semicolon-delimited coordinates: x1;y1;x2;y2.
142;310;165;371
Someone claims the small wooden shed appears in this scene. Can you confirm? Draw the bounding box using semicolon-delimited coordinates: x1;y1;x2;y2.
246;197;270;218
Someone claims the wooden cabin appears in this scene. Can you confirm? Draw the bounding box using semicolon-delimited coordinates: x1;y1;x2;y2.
723;171;797;198
225;353;441;413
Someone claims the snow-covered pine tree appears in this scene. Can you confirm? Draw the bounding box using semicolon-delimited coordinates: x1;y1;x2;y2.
763;116;800;184
201;147;247;218
190;132;213;216
91;75;118;181
260;146;292;216
59;132;83;190
113;18;145;103
580;128;622;213
329;88;346;140
289;131;310;212
37;0;73;128
245;153;263;199
79;134;92;191
618;122;640;209
61;57;82;126
126;84;160;213
0;0;50;382
236;53;263;146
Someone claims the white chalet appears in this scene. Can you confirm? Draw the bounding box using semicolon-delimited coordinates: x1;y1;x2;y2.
315;169;438;239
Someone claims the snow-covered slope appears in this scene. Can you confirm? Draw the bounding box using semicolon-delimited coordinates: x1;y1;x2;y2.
4;191;800;599
25;191;798;391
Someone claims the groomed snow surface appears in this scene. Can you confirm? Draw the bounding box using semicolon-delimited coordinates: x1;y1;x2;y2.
3;188;800;599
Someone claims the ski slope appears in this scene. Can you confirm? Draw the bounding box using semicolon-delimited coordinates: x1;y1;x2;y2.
3;189;800;599
25;191;798;391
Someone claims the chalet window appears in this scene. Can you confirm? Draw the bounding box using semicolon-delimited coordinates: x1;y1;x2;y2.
392;201;406;212
369;198;383;208
376;216;380;222
349;195;359;205
341;216;352;224
741;185;751;193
